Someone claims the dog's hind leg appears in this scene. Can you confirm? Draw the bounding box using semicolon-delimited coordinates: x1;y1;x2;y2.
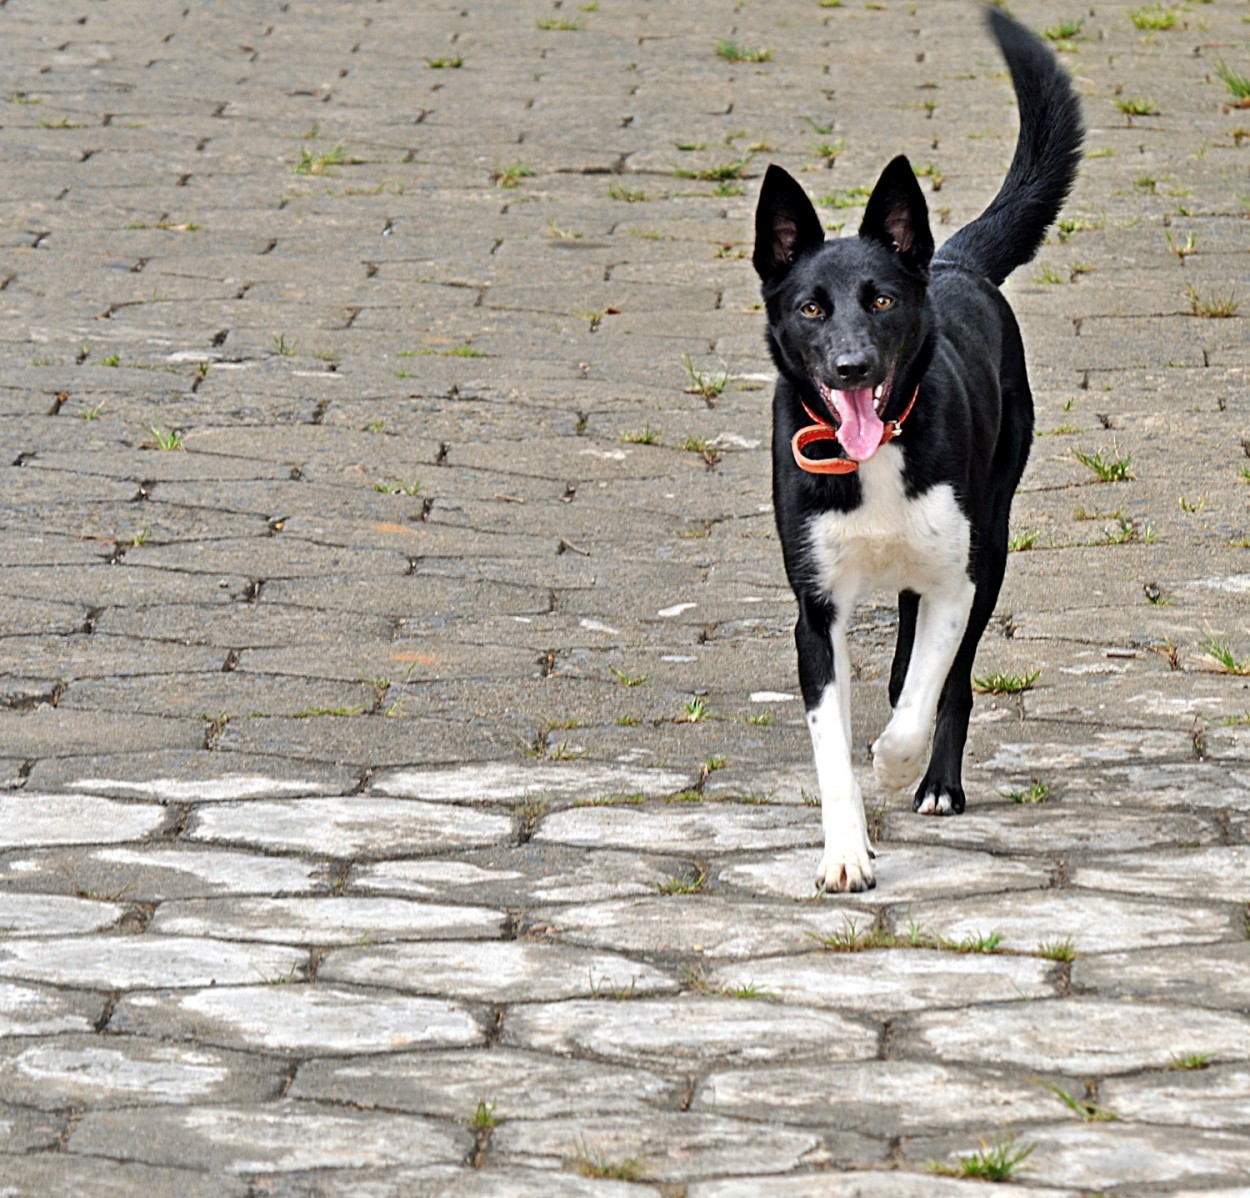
873;579;975;795
913;532;1010;815
888;589;920;709
796;594;875;893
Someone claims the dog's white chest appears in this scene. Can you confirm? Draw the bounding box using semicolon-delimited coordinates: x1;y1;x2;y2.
806;445;971;598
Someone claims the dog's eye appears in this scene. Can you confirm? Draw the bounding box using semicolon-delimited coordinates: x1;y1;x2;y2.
799;301;824;318
872;295;894;311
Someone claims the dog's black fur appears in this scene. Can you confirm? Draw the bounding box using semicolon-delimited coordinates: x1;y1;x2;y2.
753;9;1082;891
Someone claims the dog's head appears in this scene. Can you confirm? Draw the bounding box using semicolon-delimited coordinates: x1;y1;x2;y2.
753;158;933;462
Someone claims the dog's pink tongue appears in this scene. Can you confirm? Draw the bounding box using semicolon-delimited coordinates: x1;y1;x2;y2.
832;388;884;462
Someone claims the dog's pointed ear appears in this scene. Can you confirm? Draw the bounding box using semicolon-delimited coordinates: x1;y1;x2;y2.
754;164;824;282
859;155;934;271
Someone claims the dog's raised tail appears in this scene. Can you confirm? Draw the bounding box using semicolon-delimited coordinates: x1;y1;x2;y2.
935;7;1083;287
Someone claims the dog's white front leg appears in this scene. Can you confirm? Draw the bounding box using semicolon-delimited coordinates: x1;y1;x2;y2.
811;622;875;893
872;580;975;796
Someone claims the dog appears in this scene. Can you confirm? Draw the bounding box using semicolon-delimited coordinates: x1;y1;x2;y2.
752;8;1083;893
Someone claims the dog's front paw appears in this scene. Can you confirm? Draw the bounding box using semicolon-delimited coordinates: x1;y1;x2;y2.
913;780;966;816
815;844;876;894
871;723;926;793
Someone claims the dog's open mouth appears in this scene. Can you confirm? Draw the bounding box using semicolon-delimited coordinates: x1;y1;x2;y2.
816;377;890;462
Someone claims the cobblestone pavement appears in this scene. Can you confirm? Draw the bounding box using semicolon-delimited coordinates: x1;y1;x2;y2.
1;0;1248;1193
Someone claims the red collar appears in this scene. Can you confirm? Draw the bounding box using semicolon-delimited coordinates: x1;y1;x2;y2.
790;384;920;475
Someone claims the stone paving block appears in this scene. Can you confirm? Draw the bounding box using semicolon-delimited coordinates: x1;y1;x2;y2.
689;1176;1079;1198
27;751;362;798
696;1060;1049;1136
0;793;165;849
0;1104;66;1153
490;1111;858;1183
0;936;306;991
984;1123;1250;1191
320;940;679;1002
0;844;323;901
1071;943;1250;1011
0;1156;248;1198
882;800;1217;855
0;892;125;937
66;1101;473;1175
351;845;702;906
534;803;819;855
251;1165;660;1197
1101;1063;1250;1131
113;984;483;1055
189;796;515;857
504;997;877;1068
893;888;1235;954
0;981;105;1040
0;1033;283;1109
717;843;1052;901
372;761;694;805
214;712;527;768
525;894;915;961
1072;845;1250;903
899;996;1250;1074
704;948;1055;1014
292;1047;675;1121
151;895;505;945
0;708;203;757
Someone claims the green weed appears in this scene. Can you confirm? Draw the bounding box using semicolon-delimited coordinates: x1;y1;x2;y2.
470;1099;496;1129
928;1134;1036;1181
1130;6;1178;31
973;670;1040;695
1073;446;1134;481
1185;282;1240;318
148;426;183;451
682;353;730;399
1006;779;1051;804
821;186;872;209
1200;634;1250;676
715;39;772;63
675;155;752;181
295;143;345;175
1037;938;1076;961
493;161;535;188
1215;60;1250;102
1038;1080;1118;1121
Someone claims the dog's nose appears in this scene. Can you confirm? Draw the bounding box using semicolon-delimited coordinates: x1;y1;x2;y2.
834;354;870;385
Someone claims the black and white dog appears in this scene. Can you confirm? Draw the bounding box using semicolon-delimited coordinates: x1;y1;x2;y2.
752;9;1082;892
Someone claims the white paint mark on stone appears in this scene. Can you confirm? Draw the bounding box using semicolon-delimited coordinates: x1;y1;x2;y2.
578;618;621;635
657;602;696;617
750;691;796;703
708;432;761;449
661;654;697;663
580;448;627;461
